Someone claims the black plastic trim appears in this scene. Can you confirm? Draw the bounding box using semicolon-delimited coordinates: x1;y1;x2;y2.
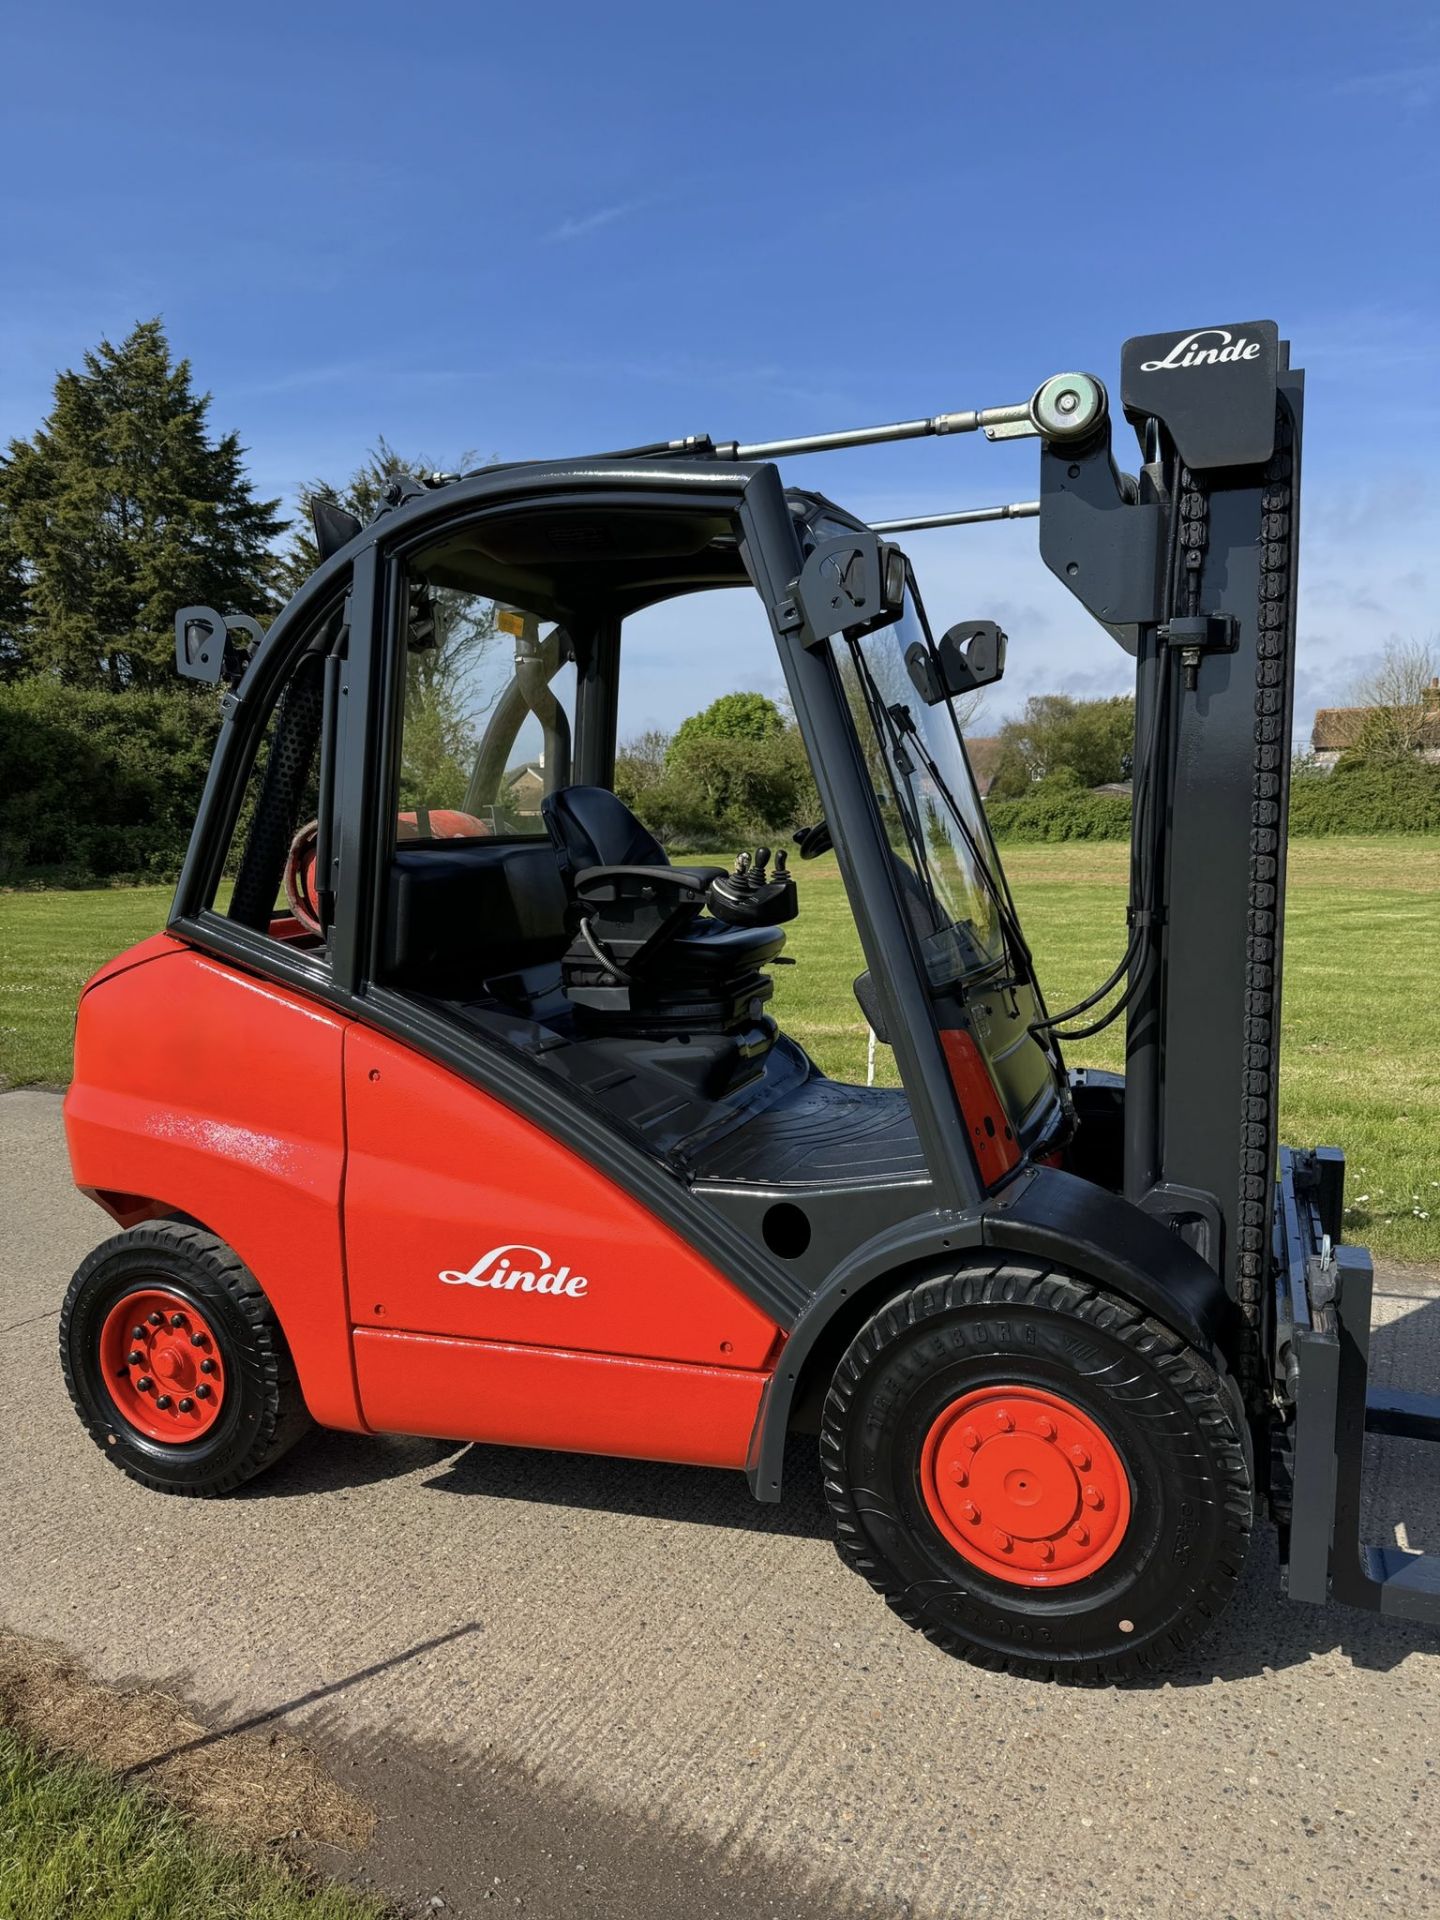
746;1162;1235;1500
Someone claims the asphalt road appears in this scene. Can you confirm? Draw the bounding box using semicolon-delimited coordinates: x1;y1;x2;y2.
2;1088;1437;1919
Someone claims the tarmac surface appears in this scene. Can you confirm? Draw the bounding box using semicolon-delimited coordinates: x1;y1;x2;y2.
2;1087;1437;1918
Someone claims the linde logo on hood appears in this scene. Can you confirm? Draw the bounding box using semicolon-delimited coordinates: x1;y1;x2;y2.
439;1243;590;1298
1140;328;1262;372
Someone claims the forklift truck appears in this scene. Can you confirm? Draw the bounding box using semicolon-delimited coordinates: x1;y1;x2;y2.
58;321;1440;1682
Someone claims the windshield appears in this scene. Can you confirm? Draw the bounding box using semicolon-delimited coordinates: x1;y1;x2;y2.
836;585;1009;988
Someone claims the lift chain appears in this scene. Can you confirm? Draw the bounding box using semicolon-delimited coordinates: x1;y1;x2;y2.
1170;415;1293;1411
1236;406;1296;1410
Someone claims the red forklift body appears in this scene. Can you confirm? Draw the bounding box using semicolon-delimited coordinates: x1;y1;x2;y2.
68;945;782;1464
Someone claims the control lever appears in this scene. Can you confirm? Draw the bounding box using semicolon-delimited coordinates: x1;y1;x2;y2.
707;845;798;928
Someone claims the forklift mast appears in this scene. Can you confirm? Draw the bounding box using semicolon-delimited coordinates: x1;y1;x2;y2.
705;322;1305;1365
1039;322;1303;1393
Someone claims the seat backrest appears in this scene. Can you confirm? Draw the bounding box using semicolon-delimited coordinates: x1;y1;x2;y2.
542;785;668;874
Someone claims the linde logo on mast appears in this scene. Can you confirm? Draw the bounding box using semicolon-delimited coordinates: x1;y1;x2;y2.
1140;328;1262;372
439;1243;590;1298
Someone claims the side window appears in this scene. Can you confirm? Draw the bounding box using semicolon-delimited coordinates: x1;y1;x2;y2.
217;596;347;948
397;568;575;841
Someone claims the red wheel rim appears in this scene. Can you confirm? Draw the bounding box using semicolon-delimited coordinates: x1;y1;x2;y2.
919;1385;1130;1587
99;1288;227;1443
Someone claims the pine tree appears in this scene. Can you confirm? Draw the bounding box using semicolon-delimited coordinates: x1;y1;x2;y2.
275;437;437;601
0;320;286;689
0;497;29;682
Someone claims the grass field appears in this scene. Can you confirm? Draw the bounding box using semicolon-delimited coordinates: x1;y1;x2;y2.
2;837;1436;1262
0;1728;383;1920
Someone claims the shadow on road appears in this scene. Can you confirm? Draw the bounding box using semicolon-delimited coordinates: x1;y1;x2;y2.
251;1418;834;1537
121;1622;485;1783
424;1431;835;1540
123;1640;852;1920
243;1426;470;1497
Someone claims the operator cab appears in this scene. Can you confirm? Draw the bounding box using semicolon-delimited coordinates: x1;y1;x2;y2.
183;480;1067;1247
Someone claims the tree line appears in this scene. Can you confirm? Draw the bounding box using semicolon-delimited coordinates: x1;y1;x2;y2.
0;322;462;880
1;319;1434;883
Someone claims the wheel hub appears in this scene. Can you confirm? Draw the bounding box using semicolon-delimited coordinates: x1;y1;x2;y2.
100;1288;226;1442
919;1385;1129;1586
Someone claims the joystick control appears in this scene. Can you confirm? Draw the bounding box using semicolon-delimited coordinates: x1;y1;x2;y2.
707;845;798;928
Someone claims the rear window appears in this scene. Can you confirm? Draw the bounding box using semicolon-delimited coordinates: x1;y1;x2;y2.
396;571;575;843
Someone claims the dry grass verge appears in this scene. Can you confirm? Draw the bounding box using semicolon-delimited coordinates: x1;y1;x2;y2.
0;1626;373;1859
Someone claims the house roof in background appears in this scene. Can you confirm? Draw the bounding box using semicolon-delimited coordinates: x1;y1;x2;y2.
1313;704;1440;750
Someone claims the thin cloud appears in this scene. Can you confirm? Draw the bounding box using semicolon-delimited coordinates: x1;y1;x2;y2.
544;197;652;243
1334;61;1440;113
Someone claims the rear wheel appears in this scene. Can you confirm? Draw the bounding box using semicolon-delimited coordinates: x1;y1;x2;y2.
820;1261;1252;1683
60;1222;310;1496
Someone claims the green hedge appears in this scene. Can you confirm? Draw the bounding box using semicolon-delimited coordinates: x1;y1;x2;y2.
985;785;1133;842
986;759;1440;843
0;679;219;884
4;675;1437;886
1289;758;1440;835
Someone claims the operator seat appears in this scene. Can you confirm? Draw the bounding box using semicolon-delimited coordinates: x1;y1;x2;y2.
541;786;788;1040
543;784;672;872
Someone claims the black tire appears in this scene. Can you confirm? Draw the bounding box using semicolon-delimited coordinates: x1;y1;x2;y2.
60;1221;311;1497
820;1260;1252;1683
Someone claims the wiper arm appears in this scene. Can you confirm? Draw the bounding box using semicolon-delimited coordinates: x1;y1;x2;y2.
848;645;946;922
887;700;1035;990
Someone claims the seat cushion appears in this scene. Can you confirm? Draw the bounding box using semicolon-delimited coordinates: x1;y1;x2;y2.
671;917;786;971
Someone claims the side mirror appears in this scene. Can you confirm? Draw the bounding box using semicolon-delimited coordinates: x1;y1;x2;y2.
935;620;1007;697
311;495;363;561
175;606;262;687
792;534;907;644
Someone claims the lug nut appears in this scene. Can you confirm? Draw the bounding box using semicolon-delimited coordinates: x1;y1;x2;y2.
195;1384;211;1400
136;1376;153;1392
1037;1541;1055;1562
148;1312;163;1327
127;1349;144;1367
960;1425;979;1451
993;1529;1013;1551
131;1326;145;1342
1035;1416;1056;1440
170;1312;185;1328
1083;1484;1104;1509
960;1500;980;1522
190;1332;207;1349
1070;1523;1090;1545
178;1397;194;1413
200;1358;216;1375
155;1394;172;1410
1070;1445;1090;1469
995;1408;1014;1431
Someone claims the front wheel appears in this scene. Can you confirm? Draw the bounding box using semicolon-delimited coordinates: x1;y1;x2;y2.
820;1261;1252;1683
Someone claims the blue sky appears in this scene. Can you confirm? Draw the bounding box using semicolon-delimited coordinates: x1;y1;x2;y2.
3;1;1437;741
